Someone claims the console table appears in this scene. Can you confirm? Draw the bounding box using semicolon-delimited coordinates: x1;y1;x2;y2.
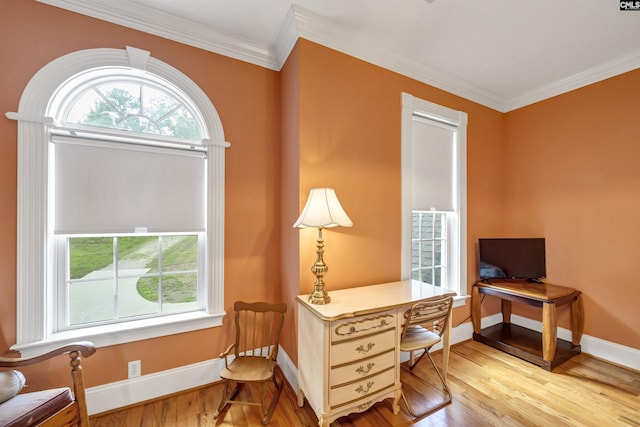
297;280;456;427
471;280;584;371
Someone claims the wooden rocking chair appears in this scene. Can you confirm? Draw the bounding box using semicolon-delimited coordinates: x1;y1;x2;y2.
214;301;287;424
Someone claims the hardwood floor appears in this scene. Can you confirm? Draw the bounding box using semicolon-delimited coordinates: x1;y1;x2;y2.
90;340;640;426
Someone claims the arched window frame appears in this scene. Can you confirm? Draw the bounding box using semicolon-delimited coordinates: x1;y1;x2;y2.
7;46;230;357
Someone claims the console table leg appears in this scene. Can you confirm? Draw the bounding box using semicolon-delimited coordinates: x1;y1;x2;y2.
571;294;585;346
542;302;557;361
501;300;512;324
471;285;481;334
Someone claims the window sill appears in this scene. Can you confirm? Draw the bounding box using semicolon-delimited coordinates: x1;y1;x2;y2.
11;311;225;358
453;294;470;308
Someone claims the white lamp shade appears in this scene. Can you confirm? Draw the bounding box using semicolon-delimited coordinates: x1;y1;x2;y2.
294;188;353;228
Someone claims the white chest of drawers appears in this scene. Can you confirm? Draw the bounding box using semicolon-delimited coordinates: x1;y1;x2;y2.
296;280;456;427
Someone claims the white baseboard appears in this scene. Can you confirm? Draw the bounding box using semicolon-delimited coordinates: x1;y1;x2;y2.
87;357;224;415
87;316;639;415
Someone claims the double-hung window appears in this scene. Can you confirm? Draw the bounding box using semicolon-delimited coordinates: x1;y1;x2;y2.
401;93;467;299
10;47;228;356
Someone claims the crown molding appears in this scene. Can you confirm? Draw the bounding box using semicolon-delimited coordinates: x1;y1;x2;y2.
37;0;280;70
505;47;640;111
38;1;640;112
289;6;508;112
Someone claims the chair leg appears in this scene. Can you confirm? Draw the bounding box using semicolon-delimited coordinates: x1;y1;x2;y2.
409;349;428;371
261;366;285;424
214;380;243;420
401;350;452;418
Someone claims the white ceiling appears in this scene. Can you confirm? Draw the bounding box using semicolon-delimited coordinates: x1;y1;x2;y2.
38;0;640;112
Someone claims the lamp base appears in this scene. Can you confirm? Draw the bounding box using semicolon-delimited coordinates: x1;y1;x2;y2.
308;228;330;305
308;290;331;305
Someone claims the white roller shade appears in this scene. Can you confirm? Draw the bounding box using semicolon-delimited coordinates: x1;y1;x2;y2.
411;116;456;211
53;135;206;234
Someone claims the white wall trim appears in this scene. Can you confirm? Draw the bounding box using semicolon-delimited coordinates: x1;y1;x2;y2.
505;47;640;112
87;357;225;415
87;317;639;415
37;2;640;112
87;345;299;416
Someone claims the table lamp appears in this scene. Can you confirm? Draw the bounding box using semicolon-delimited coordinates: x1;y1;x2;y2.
294;187;353;304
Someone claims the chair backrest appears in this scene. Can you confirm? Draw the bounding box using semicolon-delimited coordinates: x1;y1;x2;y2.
232;301;287;361
401;296;453;340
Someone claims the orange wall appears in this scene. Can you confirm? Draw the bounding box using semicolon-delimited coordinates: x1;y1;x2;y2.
504;69;640;348
279;42;302;364
0;1;282;389
275;40;506;359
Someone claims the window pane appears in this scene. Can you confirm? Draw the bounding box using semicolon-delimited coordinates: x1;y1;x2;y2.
117;236;158;273
161;273;197;305
66;234;199;328
434;267;442;287
142;85;179;121
69;278;114;325
421;213;434;239
420;241;433;267
422;269;433;284
434;240;442;265
120;116;160;134
67;89;119;129
411;242;420;268
159;106;200;140
119;273;159;319
162;235;198;272
434;213;444;238
69;237;113;280
98;82;140;116
63;80;201;140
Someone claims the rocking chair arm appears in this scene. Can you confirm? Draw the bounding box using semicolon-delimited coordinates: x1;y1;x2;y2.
0;341;96;367
267;346;279;361
219;343;236;369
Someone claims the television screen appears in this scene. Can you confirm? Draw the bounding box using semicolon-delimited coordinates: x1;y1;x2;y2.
478;238;546;281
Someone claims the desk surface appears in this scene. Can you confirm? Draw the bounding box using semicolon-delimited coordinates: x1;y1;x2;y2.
475;280;580;303
297;279;456;321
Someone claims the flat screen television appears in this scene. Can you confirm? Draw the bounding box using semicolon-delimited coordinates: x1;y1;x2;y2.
478;238;546;282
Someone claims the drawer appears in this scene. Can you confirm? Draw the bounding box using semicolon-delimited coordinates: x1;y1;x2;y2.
329;367;395;409
330;349;395;387
330;329;395;366
332;310;396;343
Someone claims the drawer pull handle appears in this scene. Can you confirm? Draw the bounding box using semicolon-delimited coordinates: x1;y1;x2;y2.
356;342;375;354
355;381;374;395
356;362;375;375
335;314;395;337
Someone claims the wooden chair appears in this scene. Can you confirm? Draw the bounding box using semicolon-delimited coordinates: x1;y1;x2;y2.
214;301;287;425
399;296;453;418
0;341;96;426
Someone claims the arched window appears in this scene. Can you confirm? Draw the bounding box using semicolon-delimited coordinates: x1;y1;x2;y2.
8;47;229;356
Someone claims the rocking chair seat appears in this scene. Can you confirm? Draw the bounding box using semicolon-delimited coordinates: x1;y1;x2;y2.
0;388;72;426
220;357;277;383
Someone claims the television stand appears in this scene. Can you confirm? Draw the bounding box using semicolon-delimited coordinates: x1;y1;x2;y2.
471;280;584;371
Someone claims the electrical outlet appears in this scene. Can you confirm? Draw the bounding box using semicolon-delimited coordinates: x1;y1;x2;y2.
128;360;141;378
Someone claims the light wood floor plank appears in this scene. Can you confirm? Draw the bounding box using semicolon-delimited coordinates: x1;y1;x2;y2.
91;340;640;426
